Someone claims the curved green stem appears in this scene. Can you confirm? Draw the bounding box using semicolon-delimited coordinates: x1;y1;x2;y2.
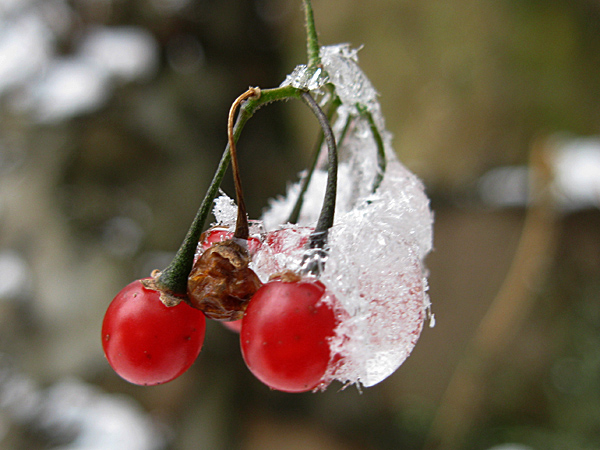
288;96;341;224
360;107;387;193
338;112;353;148
300;91;338;251
155;85;302;297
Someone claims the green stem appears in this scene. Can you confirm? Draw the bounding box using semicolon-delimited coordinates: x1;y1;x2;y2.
338;113;353;148
155;85;302;297
303;0;320;67
288;95;341;224
361;107;387;193
300;91;338;251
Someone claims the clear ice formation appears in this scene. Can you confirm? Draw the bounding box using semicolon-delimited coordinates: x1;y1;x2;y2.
213;44;434;388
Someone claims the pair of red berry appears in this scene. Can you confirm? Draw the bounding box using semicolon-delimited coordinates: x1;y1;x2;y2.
103;75;341;392
101;224;340;393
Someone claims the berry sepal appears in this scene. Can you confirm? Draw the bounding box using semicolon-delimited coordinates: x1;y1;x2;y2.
141;270;189;307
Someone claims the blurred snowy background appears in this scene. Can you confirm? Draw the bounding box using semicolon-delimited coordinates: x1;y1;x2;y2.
1;0;600;449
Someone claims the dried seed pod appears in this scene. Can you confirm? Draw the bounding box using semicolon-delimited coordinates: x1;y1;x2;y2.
187;239;262;321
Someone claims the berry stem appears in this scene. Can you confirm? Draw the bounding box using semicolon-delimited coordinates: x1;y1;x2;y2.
358;106;387;193
337;112;353;148
300;91;338;251
228;88;261;240
303;0;320;68
288;95;341;224
154;85;302;300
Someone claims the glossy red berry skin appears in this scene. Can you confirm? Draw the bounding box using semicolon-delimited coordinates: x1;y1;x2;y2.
102;279;206;386
241;279;338;393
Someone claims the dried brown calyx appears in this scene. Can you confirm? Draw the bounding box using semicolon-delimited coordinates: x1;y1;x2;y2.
268;270;302;283
187;239;262;321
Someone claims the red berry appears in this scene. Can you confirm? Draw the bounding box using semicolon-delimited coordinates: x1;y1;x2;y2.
241;278;338;393
102;279;206;386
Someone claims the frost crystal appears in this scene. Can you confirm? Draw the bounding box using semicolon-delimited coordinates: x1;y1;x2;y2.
212;191;238;227
320;44;378;111
280;64;327;91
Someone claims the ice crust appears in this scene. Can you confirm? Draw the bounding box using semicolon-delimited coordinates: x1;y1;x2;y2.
213;44;433;388
320;44;378;111
280;65;326;91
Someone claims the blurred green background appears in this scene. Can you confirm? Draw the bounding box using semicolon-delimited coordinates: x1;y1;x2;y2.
1;0;599;449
